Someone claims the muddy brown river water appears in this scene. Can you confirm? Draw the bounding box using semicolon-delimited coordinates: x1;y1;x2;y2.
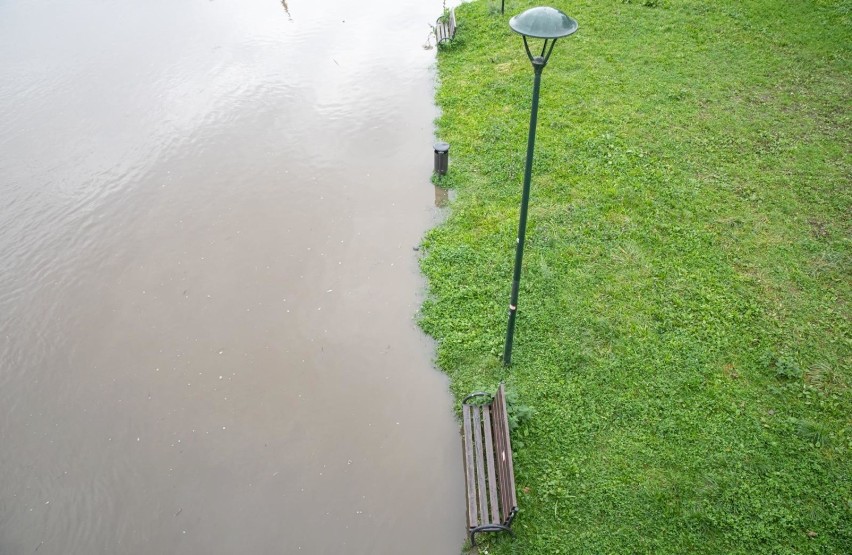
0;1;464;553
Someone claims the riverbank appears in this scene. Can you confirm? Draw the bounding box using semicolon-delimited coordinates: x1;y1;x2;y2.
422;1;850;552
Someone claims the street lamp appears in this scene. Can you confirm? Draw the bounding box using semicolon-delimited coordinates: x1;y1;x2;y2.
503;7;578;366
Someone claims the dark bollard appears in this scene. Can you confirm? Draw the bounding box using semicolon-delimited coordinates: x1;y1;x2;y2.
433;142;450;175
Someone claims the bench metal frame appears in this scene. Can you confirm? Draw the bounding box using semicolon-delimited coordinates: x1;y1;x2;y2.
461;384;518;546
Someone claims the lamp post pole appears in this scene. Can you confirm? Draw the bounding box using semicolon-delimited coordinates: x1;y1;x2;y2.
503;59;543;366
503;7;578;366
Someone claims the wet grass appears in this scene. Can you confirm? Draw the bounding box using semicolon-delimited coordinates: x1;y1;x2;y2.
420;0;851;553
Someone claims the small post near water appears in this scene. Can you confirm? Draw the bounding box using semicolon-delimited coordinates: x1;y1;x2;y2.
433;141;450;175
503;7;578;367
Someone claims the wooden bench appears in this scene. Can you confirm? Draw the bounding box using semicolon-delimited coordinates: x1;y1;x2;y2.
461;383;518;546
434;8;457;45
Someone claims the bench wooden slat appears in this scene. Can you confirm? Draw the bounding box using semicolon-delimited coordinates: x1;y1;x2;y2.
472;405;489;524
494;385;518;517
462;404;478;528
482;404;500;524
492;390;507;519
503;390;518;514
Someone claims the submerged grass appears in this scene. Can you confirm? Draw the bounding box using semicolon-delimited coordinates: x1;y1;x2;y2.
420;0;851;552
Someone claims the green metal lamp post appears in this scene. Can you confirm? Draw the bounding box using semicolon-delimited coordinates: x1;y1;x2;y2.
503;7;578;366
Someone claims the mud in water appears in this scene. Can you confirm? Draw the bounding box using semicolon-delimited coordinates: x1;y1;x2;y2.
0;1;464;553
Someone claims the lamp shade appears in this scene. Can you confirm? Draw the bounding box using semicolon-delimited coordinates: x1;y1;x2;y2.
509;7;578;39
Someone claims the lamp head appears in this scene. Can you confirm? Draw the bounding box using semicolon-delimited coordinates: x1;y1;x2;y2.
509;6;578;39
509;7;578;69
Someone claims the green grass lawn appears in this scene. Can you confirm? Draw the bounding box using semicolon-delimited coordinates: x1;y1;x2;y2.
420;1;851;552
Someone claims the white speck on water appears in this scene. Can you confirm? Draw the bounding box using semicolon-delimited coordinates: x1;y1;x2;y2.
219;376;223;380
222;426;226;430
137;437;140;442
218;350;224;355
326;289;333;293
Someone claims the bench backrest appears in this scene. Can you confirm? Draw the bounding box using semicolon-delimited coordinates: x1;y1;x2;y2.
492;384;518;524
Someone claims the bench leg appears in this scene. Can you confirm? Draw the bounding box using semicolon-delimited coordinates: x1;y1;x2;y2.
469;524;515;547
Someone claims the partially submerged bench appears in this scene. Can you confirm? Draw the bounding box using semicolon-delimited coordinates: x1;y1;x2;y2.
434;8;457;45
461;383;518;546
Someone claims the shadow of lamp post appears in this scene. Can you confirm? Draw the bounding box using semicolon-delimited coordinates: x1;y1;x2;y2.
503;7;578;367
